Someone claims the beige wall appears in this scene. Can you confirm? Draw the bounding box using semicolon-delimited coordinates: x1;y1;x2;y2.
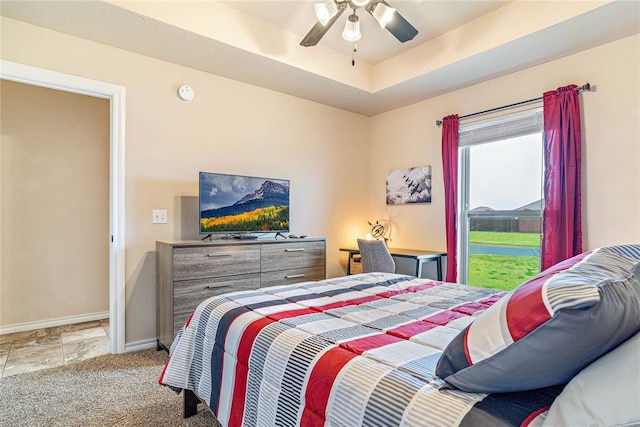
0;80;110;327
0;17;371;345
369;34;640;253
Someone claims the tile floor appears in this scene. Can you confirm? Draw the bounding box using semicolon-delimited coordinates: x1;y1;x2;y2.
0;319;110;378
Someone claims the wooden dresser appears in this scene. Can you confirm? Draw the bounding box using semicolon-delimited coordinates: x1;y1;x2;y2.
156;238;326;350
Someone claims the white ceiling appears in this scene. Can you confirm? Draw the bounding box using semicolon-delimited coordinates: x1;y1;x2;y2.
2;1;639;116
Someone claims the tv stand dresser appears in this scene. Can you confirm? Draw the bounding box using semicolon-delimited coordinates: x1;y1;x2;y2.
156;238;326;350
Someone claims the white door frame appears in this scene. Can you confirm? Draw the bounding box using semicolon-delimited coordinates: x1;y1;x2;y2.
1;60;126;353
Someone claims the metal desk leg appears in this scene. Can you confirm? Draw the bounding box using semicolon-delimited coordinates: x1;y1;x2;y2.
415;260;423;278
436;256;443;281
347;253;353;275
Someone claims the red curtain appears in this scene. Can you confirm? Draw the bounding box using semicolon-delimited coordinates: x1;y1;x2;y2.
541;85;583;270
441;115;459;282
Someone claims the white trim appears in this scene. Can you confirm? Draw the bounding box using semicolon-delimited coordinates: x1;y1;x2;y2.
0;60;126;353
457;107;543;285
0;312;109;335
125;339;158;353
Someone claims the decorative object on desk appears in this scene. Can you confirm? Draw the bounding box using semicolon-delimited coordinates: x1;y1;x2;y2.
368;220;386;239
386;165;431;205
368;220;390;244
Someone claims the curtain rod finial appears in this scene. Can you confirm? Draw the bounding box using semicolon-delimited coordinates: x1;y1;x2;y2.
579;82;594;92
436;120;443;127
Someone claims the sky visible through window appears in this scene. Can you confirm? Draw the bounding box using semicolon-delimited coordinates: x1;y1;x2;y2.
469;133;543;211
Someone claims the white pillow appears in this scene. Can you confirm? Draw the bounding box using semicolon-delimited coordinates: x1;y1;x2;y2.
543;331;640;426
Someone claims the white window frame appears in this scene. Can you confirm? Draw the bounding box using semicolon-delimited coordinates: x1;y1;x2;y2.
458;106;543;284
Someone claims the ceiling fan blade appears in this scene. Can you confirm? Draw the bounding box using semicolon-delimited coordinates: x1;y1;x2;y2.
373;0;418;43
300;6;347;47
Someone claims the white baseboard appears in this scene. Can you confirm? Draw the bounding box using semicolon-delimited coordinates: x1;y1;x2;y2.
124;338;158;353
0;311;110;335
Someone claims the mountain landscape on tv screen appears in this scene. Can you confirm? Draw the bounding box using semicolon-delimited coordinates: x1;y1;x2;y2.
201;180;289;219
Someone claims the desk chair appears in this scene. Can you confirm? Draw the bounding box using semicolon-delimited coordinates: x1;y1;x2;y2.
357;239;396;273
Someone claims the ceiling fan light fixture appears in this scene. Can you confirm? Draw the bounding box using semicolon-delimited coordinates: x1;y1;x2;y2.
351;0;371;7
300;0;418;52
342;13;361;41
315;0;339;26
372;2;396;28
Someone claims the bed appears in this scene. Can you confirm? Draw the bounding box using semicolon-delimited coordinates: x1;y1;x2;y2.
159;244;640;427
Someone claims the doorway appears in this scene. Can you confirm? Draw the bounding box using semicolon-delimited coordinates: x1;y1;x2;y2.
0;60;125;353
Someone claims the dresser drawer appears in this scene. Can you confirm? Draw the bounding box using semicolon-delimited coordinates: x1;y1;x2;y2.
173;273;260;336
260;266;326;288
173;245;260;280
261;241;325;272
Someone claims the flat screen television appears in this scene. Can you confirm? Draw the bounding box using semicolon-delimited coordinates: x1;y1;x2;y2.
199;172;290;235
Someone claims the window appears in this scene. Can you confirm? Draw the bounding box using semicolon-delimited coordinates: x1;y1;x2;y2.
458;108;543;291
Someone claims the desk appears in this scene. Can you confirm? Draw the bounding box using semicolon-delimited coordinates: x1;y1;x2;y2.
340;247;446;281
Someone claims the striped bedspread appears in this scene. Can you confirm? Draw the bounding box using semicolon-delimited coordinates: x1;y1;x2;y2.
160;273;562;426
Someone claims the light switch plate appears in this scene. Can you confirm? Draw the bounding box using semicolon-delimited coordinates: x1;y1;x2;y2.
153;209;167;224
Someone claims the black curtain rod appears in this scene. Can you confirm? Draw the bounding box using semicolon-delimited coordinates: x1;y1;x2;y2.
435;83;593;126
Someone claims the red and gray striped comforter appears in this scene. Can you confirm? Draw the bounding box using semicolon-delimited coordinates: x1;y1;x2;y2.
160;273;562;426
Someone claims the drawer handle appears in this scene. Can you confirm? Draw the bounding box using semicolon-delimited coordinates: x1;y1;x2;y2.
284;248;305;252
206;254;232;257
204;285;232;290
285;274;305;279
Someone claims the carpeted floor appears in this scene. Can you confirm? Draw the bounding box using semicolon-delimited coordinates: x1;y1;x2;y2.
0;349;221;426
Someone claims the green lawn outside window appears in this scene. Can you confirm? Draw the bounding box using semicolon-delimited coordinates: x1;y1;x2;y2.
467;231;541;291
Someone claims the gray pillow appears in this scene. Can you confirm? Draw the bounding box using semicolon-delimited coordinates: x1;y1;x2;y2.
435;245;640;393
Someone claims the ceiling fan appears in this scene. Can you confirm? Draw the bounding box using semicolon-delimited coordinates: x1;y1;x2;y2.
300;0;418;47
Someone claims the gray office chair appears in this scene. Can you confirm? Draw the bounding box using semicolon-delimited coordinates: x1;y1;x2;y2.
357;239;396;273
